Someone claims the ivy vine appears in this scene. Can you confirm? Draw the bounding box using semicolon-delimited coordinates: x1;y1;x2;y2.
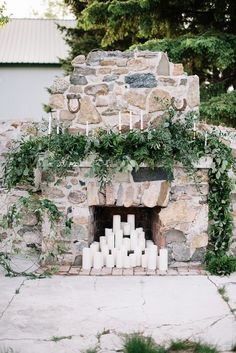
1;109;236;275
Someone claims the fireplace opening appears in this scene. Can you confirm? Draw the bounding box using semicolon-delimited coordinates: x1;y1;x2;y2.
90;206;161;243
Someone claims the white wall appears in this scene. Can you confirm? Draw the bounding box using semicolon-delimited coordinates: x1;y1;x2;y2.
0;66;63;121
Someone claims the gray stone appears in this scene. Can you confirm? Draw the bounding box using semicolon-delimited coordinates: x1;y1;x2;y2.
50;78;69;94
125;73;157;88
21;212;38;226
84;84;109;96
73;254;82;266
75;225;88;240
86;50;107;64
180;78;187;86
73;66;96;76
49;94;65;109
132;167;173;182
157;77;177;86
191;247;206;262
166;229;186;244
79;96;102;124
101;108;119;116
59;110;75;121
71;55;86;66
70;74;88;85
156;53;170;75
172;243;191;261
103;74;119;82
68;191;86;204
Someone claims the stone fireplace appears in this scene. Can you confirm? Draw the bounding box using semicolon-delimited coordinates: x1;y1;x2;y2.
40;50;209;266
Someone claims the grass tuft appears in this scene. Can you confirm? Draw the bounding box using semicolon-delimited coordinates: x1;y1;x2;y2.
50;335;72;342
124;334;159;353
231;343;236;352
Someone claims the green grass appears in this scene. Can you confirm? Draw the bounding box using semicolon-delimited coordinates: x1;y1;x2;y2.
50;335;72;342
168;340;218;353
124;334;160;353
231;343;236;352
218;286;229;303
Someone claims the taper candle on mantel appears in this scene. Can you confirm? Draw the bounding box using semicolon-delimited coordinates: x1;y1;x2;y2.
86;121;89;136
48;113;52;135
118;111;122;133
129;111;133;130
140;111;144;131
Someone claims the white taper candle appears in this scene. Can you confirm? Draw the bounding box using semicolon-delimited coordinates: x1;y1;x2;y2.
129;111;133;130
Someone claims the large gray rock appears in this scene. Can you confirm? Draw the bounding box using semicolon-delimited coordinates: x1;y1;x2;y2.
50;78;69;94
79;97;102;124
156;53;170;75
73;66;96;76
70;74;88;85
172;243;191;261
125;73;157;88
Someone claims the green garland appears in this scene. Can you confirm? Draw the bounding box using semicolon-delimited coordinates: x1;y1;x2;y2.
1;112;236;275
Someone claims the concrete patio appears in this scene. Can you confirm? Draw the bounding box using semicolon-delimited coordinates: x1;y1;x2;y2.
0;273;236;353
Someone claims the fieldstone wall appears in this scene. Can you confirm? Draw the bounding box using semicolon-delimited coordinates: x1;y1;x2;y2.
38;160;209;266
48;50;199;132
0;50;236;267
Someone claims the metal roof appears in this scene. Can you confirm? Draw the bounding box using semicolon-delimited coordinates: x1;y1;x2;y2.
0;18;76;64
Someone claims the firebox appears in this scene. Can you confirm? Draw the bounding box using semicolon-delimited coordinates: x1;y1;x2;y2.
90;206;161;244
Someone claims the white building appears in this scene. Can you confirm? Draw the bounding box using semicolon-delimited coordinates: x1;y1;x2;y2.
0;18;75;121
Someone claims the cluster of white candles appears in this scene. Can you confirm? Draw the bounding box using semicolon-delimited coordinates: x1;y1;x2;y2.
82;214;168;271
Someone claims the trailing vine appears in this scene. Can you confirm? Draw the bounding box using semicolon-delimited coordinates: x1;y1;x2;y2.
1;109;236;275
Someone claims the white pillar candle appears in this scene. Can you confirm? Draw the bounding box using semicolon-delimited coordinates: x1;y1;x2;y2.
101;244;109;265
136;227;143;235
146;240;154;248
147;245;158;270
107;233;115;250
159;248;168;271
140;110;144;130
205;131;208;148
129;111;133;130
123;255;131;268
157;255;160;269
82;248;92;270
123;223;131;236
118;111;122;132
115;229;123;249
141;254;147;268
105;228;113;237
121;245;128;257
93;252;103;269
99;236;107;247
123;238;131;251
129;253;136;267
86;121;89;136
147;251;157;270
138;238;146;251
48;113;52;135
138;231;145;240
111;248;117;261
130;234;138;251
116;250;123;268
113;215;121;234
106;254;115;268
90;242;100;254
127;214;135;232
134;247;142;266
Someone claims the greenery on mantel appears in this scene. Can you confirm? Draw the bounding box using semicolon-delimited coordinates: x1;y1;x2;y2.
1;109;236;275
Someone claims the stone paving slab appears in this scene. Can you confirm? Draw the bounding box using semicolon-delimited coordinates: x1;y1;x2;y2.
0;274;235;353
